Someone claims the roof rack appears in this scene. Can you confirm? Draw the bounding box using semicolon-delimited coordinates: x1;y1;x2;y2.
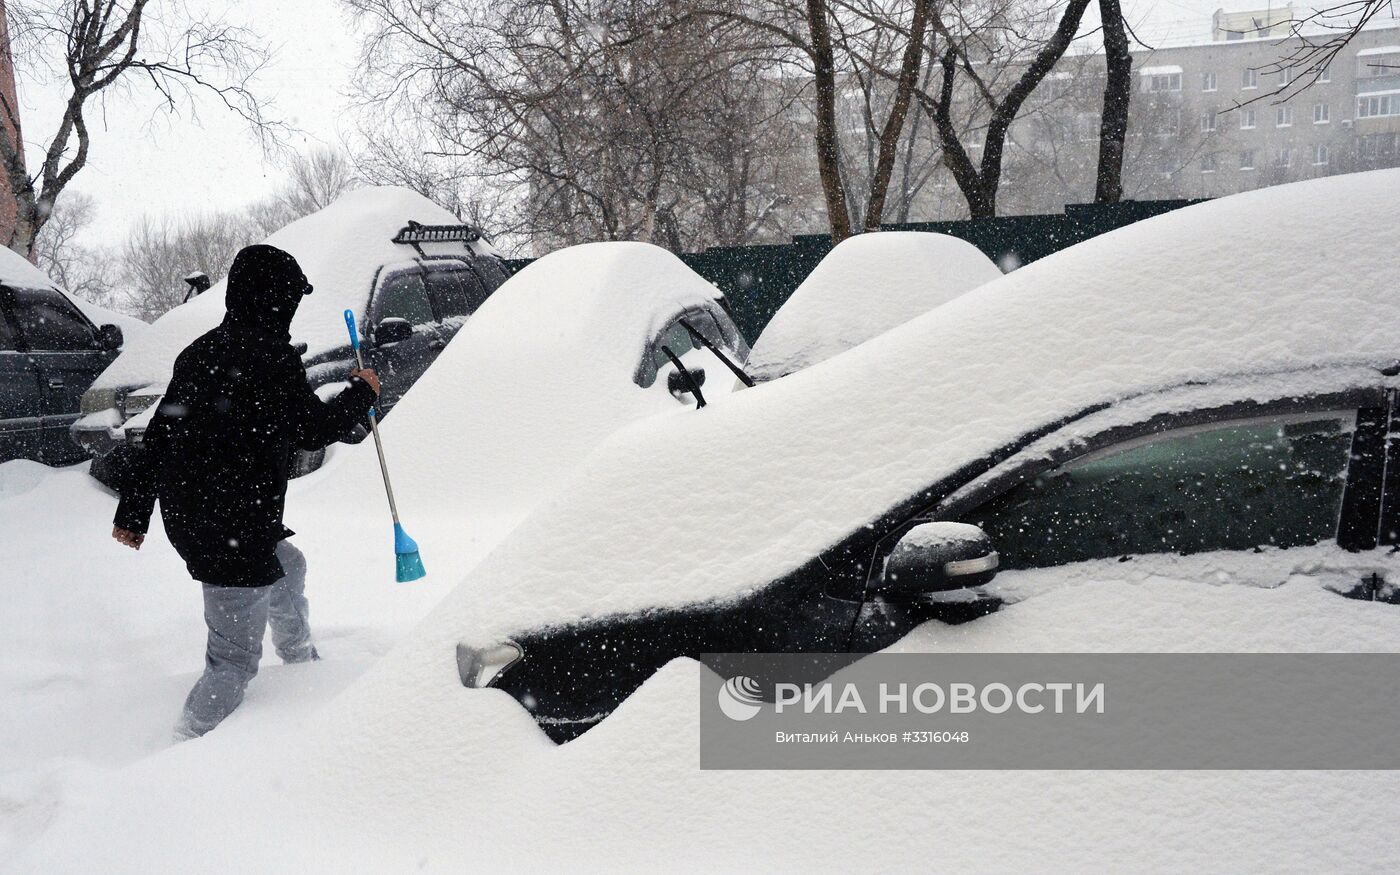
393;220;484;256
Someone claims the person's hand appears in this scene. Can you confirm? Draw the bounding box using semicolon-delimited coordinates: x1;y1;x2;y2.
113;527;145;550
351;367;381;396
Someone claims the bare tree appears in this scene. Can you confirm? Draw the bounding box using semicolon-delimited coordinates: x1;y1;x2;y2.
32;189;109;304
119;210;248;321
0;0;282;257
1258;0;1397;98
1095;0;1131;203
920;0;1094;218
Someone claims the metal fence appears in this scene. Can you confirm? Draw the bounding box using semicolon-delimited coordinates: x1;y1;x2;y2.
505;199;1204;342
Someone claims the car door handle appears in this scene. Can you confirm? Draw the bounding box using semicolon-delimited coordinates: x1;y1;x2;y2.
47;377;64;388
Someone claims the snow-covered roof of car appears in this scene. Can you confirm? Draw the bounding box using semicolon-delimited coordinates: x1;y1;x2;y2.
0;245;147;339
307;241;728;531
91;186;482;391
370;168;1400;665
746;231;1002;381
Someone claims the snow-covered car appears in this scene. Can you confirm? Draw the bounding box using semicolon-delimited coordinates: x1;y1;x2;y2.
745;231;1002;383
405;169;1400;743
299;241;751;567
0;247;146;465
71;187;508;485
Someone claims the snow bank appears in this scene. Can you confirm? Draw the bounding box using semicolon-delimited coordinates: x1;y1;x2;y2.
394;168;1400;656
14;550;1400;872
300;242;732;545
0;245;147;339
90;186;470;391
747;231;1001;381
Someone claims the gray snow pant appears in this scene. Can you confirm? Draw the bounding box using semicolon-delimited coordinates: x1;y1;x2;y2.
176;541;316;739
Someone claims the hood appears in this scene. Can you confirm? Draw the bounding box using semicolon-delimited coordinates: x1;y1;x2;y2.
224;244;312;339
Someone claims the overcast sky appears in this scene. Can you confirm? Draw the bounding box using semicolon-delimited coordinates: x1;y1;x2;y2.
15;0;1390;253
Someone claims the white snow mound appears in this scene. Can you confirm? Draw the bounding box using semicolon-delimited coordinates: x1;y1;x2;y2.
747;231;1001;381
386;168;1400;660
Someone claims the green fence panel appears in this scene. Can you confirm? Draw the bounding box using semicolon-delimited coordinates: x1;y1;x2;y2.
503;199;1204;343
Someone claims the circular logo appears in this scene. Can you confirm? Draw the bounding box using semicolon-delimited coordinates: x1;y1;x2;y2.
718;675;764;721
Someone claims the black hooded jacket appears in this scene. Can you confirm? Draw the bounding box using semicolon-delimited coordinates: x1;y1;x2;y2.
114;245;376;587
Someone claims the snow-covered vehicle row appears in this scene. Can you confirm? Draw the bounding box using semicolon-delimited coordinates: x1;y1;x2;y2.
0;247;145;465
418;169;1400;742
70;187;511;483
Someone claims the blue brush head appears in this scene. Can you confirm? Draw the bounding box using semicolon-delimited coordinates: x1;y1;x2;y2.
395;550;426;583
392;522;425;582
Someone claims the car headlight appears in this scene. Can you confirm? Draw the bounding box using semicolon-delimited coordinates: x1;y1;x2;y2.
122;391;163;418
80;387;119;415
456;641;523;689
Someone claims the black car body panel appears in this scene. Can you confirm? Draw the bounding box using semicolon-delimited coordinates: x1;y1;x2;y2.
464;369;1395;743
0;284;123;465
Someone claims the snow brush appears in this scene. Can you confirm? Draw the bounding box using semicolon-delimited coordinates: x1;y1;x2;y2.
344;308;426;583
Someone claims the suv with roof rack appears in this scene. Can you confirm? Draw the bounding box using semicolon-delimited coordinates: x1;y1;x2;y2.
73;220;509;486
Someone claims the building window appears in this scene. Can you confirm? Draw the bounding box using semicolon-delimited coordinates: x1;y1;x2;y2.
1202;111;1217;132
1276;106;1293;127
1275;146;1292;167
1202;153;1217;173
1313;144;1330;165
1143;72;1182;92
1314;102;1330;123
1319;67;1331;83
1242;68;1258;89
1360;132;1399;158
1202;72;1218;91
1279;66;1293;86
1358;94;1400;118
1240;108;1256;129
1240;149;1256;170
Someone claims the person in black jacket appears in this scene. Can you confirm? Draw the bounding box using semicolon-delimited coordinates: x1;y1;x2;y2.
111;244;379;740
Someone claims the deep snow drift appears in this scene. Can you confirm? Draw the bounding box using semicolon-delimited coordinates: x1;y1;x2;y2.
405;168;1400;659
8;173;1400;872
746;231;1001;381
296;241;744;579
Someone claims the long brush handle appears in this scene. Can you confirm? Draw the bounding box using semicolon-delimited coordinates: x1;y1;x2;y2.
345;309;402;525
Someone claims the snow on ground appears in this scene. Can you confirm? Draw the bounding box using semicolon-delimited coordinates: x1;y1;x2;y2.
89;186;478;393
746;231;1002;381
6;510;1400;872
8;174;1400;871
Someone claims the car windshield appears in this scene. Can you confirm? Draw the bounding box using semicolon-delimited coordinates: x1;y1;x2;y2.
636;307;747;388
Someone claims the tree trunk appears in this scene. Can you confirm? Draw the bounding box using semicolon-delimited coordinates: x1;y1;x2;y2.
1095;0;1132;204
862;0;930;232
806;0;853;242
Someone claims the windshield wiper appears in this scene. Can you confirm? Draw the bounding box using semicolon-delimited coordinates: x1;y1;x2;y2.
679;317;754;388
660;344;706;408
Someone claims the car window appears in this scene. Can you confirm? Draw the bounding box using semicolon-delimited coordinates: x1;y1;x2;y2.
375;273;434;325
9;287;95;351
425;267;490;319
961;413;1357;570
0;308;16;350
638;319;702;388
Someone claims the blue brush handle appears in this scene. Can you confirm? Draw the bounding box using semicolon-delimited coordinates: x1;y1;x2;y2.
344;309;360;352
344;308;377;418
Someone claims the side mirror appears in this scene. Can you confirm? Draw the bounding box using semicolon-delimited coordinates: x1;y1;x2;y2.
874;522;999;601
97;324;123;351
374;317;414;346
667;366;706;398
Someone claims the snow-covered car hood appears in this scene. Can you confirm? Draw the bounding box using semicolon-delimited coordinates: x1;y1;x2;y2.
89;186;481;393
746;231;1002;382
0;245;147;340
302;241;738;535
374;168;1400;660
